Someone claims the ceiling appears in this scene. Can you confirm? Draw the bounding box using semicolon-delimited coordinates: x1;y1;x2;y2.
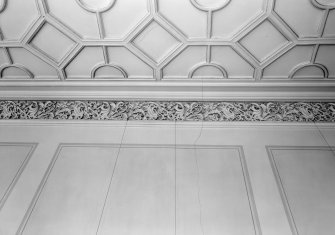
0;0;335;100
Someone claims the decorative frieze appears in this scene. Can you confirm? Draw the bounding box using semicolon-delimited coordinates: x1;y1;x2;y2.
0;101;334;122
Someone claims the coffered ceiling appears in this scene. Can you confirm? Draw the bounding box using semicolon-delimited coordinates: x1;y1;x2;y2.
0;0;335;100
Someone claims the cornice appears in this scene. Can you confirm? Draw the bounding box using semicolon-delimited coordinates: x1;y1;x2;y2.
1;81;335;101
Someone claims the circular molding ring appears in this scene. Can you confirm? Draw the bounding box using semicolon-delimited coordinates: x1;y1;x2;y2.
188;63;228;79
0;64;34;79
289;62;329;79
0;0;7;13
190;0;231;11
91;63;128;79
75;0;116;13
311;0;335;9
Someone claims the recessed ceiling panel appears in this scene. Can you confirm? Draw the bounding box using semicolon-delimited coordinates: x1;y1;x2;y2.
29;23;77;63
211;46;254;79
263;46;315;79
324;10;335;37
212;0;264;39
46;0;100;39
65;46;104;79
106;47;154;79
316;45;335;78
158;0;208;39
163;46;207;79
132;21;181;64
102;0;149;39
239;20;289;63
2;48;58;80
0;48;8;65
274;0;325;38
0;0;38;41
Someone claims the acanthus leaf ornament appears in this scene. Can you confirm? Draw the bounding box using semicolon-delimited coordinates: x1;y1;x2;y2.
1;101;334;122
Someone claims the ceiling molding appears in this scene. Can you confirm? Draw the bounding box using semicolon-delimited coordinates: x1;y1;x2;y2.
1;81;335;101
3;119;334;129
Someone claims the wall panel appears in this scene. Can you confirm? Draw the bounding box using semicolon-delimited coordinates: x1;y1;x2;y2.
268;147;335;235
19;144;120;235
97;146;175;235
0;143;36;211
0;121;334;235
176;146;260;235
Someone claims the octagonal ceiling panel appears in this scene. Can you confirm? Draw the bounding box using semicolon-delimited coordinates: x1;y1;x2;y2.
0;0;335;100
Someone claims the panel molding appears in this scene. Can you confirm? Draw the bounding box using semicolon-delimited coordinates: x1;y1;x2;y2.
0;142;37;212
234;145;262;235
17;143;261;235
17;144;120;234
267;146;335;235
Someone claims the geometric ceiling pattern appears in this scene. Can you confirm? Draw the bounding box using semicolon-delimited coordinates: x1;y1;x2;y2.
0;0;335;81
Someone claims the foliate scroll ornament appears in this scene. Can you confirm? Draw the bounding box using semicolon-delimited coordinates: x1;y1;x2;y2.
1;101;335;122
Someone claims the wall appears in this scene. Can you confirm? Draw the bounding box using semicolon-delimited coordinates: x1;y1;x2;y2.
0;121;334;234
1;1;335;234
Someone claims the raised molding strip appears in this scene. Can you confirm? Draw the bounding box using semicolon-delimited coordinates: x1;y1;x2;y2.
1;81;335;101
0;142;37;211
1;100;334;122
267;146;335;235
18;144;261;235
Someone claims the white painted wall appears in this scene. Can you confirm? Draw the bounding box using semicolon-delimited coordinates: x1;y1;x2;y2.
0;121;334;235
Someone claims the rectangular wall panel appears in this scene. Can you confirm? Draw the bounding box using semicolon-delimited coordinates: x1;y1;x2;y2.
176;146;260;235
97;146;175;235
19;144;119;235
20;144;260;235
0;143;36;210
268;147;335;235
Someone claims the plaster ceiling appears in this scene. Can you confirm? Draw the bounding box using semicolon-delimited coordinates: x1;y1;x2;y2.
0;0;335;100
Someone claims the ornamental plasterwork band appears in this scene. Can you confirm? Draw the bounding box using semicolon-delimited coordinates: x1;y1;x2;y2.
0;0;335;81
1;101;334;122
